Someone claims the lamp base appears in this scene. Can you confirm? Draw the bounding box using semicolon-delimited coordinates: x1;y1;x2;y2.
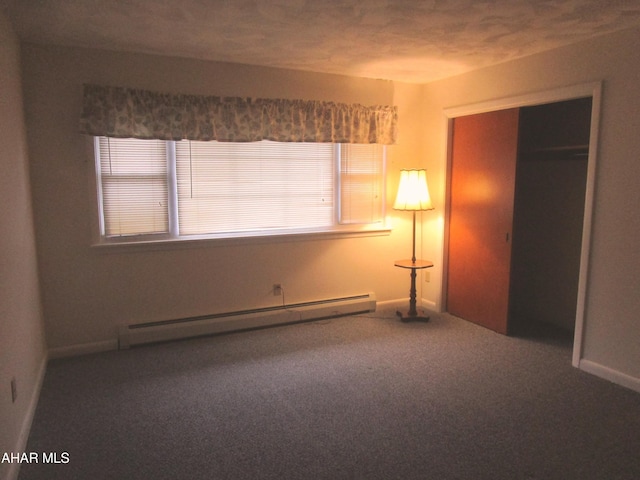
396;310;430;323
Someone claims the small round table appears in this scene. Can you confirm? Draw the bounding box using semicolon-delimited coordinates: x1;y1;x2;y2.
394;259;434;322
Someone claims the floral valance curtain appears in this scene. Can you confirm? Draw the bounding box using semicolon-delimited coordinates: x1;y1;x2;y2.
79;84;398;144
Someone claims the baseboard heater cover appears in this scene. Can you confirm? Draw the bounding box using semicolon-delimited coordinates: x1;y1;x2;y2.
118;292;376;348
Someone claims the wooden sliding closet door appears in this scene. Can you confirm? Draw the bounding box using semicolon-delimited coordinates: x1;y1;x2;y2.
447;108;520;334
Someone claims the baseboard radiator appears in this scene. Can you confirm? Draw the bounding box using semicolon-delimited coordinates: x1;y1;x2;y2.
118;292;376;349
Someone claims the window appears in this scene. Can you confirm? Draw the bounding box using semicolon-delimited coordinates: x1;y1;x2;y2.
94;137;386;243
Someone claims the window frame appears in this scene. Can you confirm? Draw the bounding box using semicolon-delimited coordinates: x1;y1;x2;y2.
92;137;390;248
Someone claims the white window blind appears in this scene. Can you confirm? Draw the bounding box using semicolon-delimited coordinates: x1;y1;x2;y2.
95;137;169;237
339;144;384;224
175;141;335;235
94;137;385;242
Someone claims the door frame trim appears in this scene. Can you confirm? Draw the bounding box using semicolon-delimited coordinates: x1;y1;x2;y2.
442;81;602;367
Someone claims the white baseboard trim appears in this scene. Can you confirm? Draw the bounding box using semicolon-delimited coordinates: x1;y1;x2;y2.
579;359;640;394
376;298;409;310
376;298;438;313
7;354;48;480
45;298;433;359
48;339;118;359
421;298;437;311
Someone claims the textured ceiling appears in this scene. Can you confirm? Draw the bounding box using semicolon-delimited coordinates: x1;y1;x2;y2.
5;0;640;83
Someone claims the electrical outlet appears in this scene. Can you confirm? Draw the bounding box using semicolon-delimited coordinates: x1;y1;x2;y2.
273;284;283;296
11;377;17;403
424;271;431;283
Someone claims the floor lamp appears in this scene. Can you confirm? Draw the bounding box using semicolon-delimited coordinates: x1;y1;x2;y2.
393;169;434;322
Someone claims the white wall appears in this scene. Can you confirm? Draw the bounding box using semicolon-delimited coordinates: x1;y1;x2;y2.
20;43;426;352
421;28;640;388
0;11;47;480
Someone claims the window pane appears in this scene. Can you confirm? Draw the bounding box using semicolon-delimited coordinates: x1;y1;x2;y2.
175;140;335;235
96;137;168;236
340;144;384;224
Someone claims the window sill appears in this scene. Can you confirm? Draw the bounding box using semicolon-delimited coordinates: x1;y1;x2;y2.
91;225;392;253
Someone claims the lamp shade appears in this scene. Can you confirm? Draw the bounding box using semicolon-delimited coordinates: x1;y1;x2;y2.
393;169;434;211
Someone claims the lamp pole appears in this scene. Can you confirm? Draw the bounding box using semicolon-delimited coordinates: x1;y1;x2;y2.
411;210;417;263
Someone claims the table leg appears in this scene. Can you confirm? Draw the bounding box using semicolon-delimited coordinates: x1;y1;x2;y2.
396;267;430;322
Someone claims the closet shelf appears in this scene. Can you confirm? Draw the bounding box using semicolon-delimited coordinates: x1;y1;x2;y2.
520;144;589;160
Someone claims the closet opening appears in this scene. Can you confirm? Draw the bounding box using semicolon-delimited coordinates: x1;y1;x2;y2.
508;97;592;338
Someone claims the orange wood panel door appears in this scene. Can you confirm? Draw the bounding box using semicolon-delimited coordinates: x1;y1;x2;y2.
447;108;520;334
